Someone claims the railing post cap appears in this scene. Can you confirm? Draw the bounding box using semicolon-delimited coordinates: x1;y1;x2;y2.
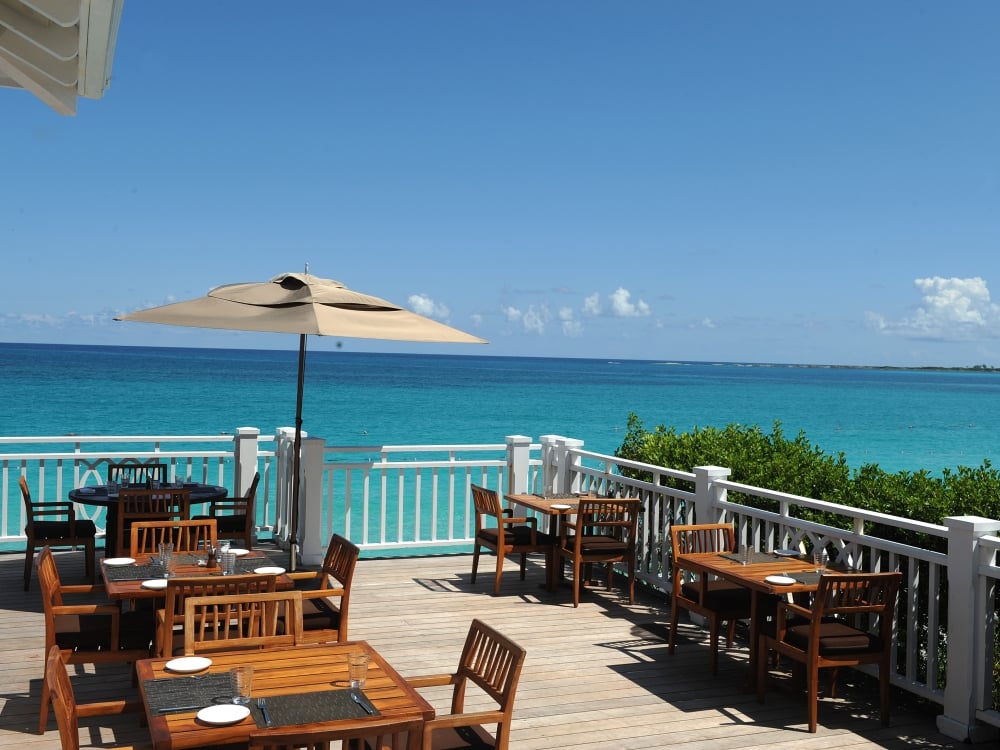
694;465;731;478
505;435;532;445
236;427;260;437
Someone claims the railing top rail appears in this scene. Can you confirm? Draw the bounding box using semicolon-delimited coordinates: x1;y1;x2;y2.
717;477;949;538
571;448;697;483
323;443;516;455
0;435;255;445
718;497;949;564
325;458;508;470
2;450;238;461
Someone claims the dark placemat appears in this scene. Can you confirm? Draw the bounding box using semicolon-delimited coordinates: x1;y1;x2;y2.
249;689;378;727
785;571;824;585
144;673;233;713
104;563;162;581
719;551;789;565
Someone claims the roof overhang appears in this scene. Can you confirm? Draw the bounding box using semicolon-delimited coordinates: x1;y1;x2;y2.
0;0;124;115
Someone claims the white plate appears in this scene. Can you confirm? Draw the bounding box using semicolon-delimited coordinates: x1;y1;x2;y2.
165;656;212;673
765;575;797;585
141;579;168;590
104;557;135;566
227;548;250;556
773;549;800;557
550;504;572;510
253;566;286;575
196;704;250;726
77;487;95;494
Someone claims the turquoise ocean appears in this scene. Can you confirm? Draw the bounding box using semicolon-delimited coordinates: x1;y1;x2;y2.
3;342;1000;476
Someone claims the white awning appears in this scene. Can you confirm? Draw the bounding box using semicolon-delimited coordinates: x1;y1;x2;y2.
0;0;124;115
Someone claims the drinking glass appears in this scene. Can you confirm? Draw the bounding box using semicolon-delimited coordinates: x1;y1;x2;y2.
158;542;174;578
230;665;253;705
221;551;237;576
813;548;828;573
348;653;370;688
740;544;753;566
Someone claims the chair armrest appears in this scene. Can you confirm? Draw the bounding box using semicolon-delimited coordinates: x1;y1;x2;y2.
287;571;321;583
299;587;345;601
502;516;536;526
58;583;109;597
778;601;812;620
405;672;459;689
424;709;506;730
52;603;121;617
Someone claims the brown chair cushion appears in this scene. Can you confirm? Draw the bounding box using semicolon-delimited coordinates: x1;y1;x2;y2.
192;513;246;534
32;520;97;540
785;620;881;654
574;534;628;555
682;580;752;614
55;611;152;652
478;526;552;546
301;596;341;632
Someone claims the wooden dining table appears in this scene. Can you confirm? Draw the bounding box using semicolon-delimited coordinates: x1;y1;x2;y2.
100;551;293;601
136;641;435;750
504;492;595;591
674;549;826;680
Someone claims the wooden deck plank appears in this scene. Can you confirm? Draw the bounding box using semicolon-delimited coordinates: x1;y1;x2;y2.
0;547;962;749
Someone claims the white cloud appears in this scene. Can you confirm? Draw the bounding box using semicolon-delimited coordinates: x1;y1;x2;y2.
503;306;522;323
470;313;483;326
408;293;450;320
559;307;582;337
868;276;1000;341
701;318;717;329
582;293;601;316
609;287;651;317
522;305;550;335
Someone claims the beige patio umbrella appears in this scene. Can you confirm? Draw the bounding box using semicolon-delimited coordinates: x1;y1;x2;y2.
116;271;486;567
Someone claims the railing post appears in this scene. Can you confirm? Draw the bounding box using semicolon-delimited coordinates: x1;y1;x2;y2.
693;466;731;525
558;437;584;493
937;516;1000;743
539;435;560;496
505;435;532;494
299;436;326;567
233;427;260;496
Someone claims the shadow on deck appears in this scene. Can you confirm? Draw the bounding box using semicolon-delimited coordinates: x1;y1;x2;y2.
0;547;962;750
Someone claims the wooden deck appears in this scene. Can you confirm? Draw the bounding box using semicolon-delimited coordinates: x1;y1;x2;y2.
0;547;962;750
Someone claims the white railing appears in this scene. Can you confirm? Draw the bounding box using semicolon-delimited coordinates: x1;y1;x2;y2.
2;431;997;741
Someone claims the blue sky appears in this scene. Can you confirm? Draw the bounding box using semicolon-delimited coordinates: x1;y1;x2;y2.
3;2;998;367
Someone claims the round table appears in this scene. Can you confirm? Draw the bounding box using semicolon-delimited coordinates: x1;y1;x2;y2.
69;483;227;556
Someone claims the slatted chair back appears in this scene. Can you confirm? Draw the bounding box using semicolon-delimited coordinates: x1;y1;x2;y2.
182;590;303;655
667;523;752;673
408;619;526;750
115;488;190;558
249;714;423;750
288;533;360;644
470;484;552;595
558;497;640;607
46;645;82;750
107;462;168;486
199;471;259;550
20;475;96;591
758;571;903;732
130;519;218;557
37;547;152;734
156;573;277;657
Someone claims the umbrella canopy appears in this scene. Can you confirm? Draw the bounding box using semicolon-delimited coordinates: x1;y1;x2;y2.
116;272;486;566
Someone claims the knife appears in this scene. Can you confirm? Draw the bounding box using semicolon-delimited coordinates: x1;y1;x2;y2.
350;689;375;715
158;705;201;713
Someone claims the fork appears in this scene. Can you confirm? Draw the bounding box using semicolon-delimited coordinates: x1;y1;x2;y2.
256;697;273;727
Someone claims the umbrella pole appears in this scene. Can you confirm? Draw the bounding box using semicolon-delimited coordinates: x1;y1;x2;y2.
289;333;307;571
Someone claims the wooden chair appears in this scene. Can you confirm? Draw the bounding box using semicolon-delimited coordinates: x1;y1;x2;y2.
407;619;526;750
107;462;168;486
155;573;278;657
20;476;96;591
286;533;360;643
757;571;903;733
37;547;152;734
129;519;218;558
557;497;640;607
182;590;304;655
193;471;259;550
114;488;190;558
470;484;553;595
44;646;150;750
249;714;423;750
668;523;753;674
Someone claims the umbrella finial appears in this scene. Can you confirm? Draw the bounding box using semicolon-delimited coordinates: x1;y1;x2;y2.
304;262;309;275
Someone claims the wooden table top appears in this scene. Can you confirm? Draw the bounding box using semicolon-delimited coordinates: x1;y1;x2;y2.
675;550;825;595
101;552;293;600
137;641;435;750
504;492;591;514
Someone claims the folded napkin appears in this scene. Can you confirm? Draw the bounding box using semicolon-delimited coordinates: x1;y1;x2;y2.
78;487;95;495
